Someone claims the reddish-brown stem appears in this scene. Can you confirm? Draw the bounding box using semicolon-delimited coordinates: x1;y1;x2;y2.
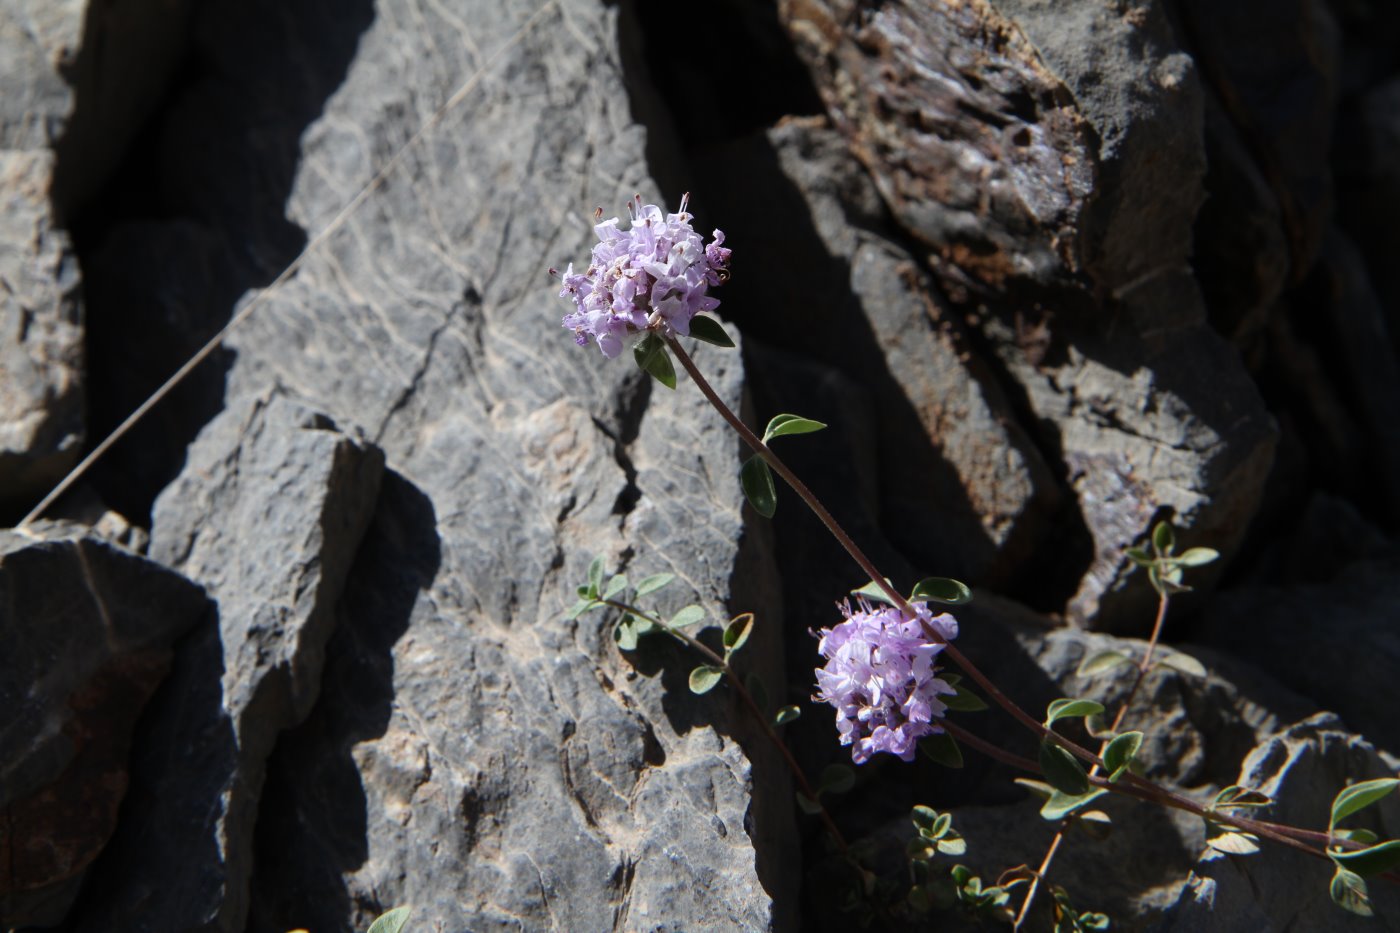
600;598;849;854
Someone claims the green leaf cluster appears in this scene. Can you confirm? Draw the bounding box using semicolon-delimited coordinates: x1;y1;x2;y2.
851;576;972;609
1325;777;1400;916
1126;520;1219;597
1051;886;1110;932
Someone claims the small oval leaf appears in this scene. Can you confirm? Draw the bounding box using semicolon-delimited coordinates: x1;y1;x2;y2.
1207;832;1261;856
366;907;413;933
851;579;900;606
763;413;827;441
602;573;628;599
687;314;736;348
1045;698;1106;728
565;598;596;621
1213;785;1273;809
669;605;706;628
614;618;640;651
936;835;968;856
1156;650;1207;678
1014;778;1056;801
634;572;675;597
1103;731;1144;781
1331;840;1400;878
1177;546;1220;567
1331;778;1400;829
1331;867;1373;917
587;556;606;596
1152;521;1175;555
1039;740;1090;796
796;791;824;815
633;332;677;389
688;665;724;694
1040;788;1109;821
774;705;801;726
910;577;973;605
942;685;989;712
723;613;754;653
740;455;777;518
921;731;963;769
1077;650;1131;677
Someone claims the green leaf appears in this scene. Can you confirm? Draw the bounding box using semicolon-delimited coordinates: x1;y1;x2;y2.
1079;912;1110;931
1103;731;1144;781
723;613;754;653
1330;840;1400;878
796;791;824;815
669;605;706;628
1335;828;1380;846
634;572;675;597
740;455;777;518
850;579;900;606
1077;650;1131;677
587;556;606;597
745;671;769;712
1084;712;1114;740
762;413;827;442
633;332;677;389
1014;778;1056;800
1039;740;1091;796
1177;546;1219;566
614;617;641;651
366;907;412;933
942;684;989;712
565;598;596;621
1330;778;1400;829
1045;698;1106;728
911;805;941;835
602;573;628;600
1208;832;1261;855
774;705;801;726
1213;785;1273;810
687;314;735;348
909;576;973;605
819;763;855;795
1152;521;1175;555
921;731;964;769
937;834;968;857
1331;867;1373;917
1125;546;1154;567
1040;788;1109;821
1156;650;1207;678
688;665;724;694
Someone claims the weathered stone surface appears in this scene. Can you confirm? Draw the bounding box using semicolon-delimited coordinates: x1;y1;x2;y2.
0;149;82;521
1196;554;1400;757
779;0;1202;299
0;523;208;928
1162;714;1400;932
66;393;384;932
761;119;1058;587
49;0;792;930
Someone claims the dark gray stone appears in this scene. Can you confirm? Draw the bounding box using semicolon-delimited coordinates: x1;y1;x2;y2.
759;120;1059;589
66;393;384;933
1161;714;1400;932
0;523;208;928
1196;554;1400;757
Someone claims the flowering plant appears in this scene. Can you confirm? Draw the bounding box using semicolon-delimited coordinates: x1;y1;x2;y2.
554;194;730;358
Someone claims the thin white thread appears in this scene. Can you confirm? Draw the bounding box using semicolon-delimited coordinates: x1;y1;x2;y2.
21;0;558;527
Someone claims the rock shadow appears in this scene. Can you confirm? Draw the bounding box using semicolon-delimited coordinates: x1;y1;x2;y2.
245;471;441;933
51;0;376;525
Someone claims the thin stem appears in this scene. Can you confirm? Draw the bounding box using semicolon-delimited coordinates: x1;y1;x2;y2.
599;598;849;855
1014;588;1171;929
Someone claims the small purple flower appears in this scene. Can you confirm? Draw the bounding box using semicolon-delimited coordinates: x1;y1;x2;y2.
813;599;959;765
552;194;731;358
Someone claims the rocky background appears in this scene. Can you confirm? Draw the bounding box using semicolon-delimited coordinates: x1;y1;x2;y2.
2;0;1398;930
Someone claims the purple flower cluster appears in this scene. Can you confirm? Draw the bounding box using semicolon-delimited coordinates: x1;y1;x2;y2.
814;600;959;765
554;194;731;358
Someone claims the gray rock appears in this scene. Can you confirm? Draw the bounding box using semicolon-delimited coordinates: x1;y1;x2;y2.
0;149;83;521
758;120;1059;589
1161;713;1400;932
58;0;794;929
1196;554;1400;757
0;522;208;928
66;393;384;933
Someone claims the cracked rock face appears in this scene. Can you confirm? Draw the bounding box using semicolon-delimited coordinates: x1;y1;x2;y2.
0;524;208;928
